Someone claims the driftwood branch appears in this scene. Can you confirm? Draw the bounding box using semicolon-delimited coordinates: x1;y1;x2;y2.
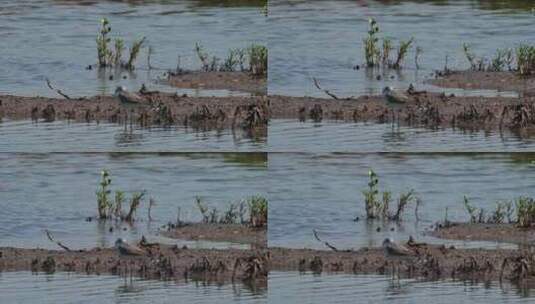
312;77;355;100
44;229;72;252
313;229;340;252
45;78;72;99
312;77;340;100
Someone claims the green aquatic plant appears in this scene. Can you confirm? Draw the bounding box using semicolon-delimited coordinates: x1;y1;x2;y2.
125;191;145;222
96;170;112;219
195;196;210;223
515;196;535;227
516;44;535;76
392;38;414;69
193;196;266;226
95;18;145;69
381;38;392;66
248;44;267;77
113;190;125;219
363;169;381;218
96;18;112;67
362;170;415;221
490;48;509;72
194;42;220;72
390;189;415;221
113;38;124;67
462;43;477;70
248;195;267;228
126;37;146;70
362;19;414;69
462;196;486;223
363;18;380;67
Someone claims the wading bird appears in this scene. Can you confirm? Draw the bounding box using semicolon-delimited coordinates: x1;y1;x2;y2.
115;238;144;282
382;86;410;104
114;86;146;129
115;238;145;256
382;238;415;280
382;86;410;124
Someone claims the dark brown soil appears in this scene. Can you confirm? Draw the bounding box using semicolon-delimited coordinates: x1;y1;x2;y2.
431;223;535;245
269;93;535;134
0;92;268;134
0;244;268;285
162;223;266;248
167;71;266;95
3;240;535;286
269;243;535;284
428;71;535;96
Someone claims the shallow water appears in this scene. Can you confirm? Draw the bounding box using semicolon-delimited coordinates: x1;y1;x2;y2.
268;0;535;97
0;153;267;249
268;119;535;152
0;119;267;152
269;272;534;303
0;271;266;304
0;0;265;97
268;153;535;249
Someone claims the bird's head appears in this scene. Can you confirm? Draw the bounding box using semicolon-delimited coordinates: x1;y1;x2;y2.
382;238;393;247
114;86;127;96
115;238;126;247
382;86;394;96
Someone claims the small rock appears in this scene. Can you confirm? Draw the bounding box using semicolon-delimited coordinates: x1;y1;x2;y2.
376;227;381;232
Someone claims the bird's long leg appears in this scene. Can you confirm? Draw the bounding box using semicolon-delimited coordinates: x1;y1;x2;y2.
129;109;133;133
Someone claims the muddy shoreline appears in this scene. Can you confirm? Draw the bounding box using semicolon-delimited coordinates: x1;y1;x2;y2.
428;70;535;96
431;222;535;245
0;245;268;285
268;243;535;284
163;223;266;248
166;71;266;95
3;238;535;286
269;93;535;134
0;92;268;134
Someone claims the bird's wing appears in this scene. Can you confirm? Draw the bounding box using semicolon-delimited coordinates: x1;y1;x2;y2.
123;92;145;104
390;242;413;256
392;91;410;103
125;243;145;255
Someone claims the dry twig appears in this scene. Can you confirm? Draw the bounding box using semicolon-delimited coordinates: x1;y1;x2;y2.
44;229;72;252
45;78;72;99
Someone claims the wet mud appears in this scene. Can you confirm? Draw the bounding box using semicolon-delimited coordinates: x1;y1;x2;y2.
0;92;269;134
163;223;267;248
166;71;266;95
269;93;535;134
428;71;535;96
268;242;535;285
0;244;268;285
431;222;535;245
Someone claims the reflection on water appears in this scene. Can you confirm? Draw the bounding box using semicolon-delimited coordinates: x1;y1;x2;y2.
0;120;266;152
0;272;266;304
268;153;535;249
0;153;267;249
268;119;535;152
269;272;534;303
269;0;534;97
0;0;265;97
